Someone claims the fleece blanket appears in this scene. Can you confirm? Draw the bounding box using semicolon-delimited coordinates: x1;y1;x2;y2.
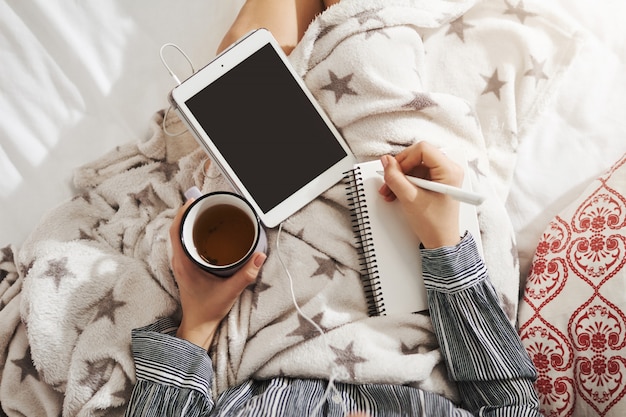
0;0;581;416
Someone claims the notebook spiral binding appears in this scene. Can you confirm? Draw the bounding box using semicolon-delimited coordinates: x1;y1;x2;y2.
345;167;386;316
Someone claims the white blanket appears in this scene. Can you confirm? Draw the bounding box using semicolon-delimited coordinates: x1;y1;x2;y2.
1;0;581;415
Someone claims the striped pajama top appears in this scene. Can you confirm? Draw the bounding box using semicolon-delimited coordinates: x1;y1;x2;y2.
124;234;541;416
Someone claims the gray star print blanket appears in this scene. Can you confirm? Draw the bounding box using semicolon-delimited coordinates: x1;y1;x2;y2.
0;0;582;415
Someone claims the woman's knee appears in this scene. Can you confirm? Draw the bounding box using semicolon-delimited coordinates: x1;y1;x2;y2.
217;0;327;55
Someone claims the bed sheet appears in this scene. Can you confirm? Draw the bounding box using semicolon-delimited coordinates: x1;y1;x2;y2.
0;0;245;248
507;0;626;278
1;0;626;277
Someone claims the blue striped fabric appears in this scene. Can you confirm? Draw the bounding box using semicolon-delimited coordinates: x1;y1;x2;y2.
125;234;541;417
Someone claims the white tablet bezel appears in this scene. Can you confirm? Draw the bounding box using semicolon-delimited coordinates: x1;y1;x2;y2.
169;28;355;228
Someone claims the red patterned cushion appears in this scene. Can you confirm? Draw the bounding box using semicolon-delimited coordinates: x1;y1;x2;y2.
518;152;626;417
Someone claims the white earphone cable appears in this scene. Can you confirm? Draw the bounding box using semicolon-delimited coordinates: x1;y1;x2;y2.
159;43;195;137
275;221;349;416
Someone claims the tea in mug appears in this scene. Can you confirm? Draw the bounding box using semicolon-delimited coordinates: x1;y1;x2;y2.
192;204;256;266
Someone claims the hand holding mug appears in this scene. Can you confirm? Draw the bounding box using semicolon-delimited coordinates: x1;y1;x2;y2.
169;191;267;349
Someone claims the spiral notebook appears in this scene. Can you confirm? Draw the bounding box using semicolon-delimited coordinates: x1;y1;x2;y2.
346;152;483;316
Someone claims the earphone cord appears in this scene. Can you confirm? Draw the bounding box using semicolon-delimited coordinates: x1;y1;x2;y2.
276;221;349;416
159;43;195;137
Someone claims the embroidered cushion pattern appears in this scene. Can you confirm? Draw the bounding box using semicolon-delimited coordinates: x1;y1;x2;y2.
518;152;626;416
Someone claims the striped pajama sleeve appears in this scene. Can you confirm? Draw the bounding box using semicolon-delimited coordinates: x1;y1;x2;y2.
421;233;541;416
124;318;215;417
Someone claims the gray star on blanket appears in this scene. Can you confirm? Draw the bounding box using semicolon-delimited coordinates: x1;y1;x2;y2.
321;71;358;103
287;312;327;340
446;16;474;42
312;255;343;279
150;161;179;182
1;245;14;264
317;22;338;40
481;69;507;100
364;27;390;40
78;228;95;241
400;342;423;355
72;192;91;204
468;158;485;178
510;237;519;268
251;276;272;310
112;378;131;400
331;341;367;380
127;160;151;172
20;259;35;279
388;136;418;149
74;323;85;339
402;92;437;112
11;347;40;382
500;293;517;323
355;9;385;27
92;288;127;324
504;0;537;24
79;358;111;394
43;257;74;290
129;184;158;207
0;247;12;283
524;55;549;86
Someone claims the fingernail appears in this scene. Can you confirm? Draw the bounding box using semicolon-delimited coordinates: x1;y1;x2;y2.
254;253;267;268
381;155;389;168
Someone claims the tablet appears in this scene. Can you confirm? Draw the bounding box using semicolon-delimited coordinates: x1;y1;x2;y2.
169;28;355;228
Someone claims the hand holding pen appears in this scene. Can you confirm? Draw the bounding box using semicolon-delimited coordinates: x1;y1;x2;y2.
378;141;481;249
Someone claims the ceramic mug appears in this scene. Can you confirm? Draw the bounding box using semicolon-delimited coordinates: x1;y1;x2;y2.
180;187;267;277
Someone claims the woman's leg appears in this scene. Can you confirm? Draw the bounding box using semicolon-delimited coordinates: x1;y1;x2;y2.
217;0;326;55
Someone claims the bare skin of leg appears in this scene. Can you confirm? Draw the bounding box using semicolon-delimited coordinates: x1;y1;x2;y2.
217;0;341;55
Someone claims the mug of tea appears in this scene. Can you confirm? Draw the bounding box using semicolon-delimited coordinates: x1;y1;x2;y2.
180;187;267;277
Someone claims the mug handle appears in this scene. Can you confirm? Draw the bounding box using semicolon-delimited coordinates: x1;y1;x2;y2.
184;186;202;201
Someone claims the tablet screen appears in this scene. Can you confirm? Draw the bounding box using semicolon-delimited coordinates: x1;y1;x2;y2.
185;43;348;214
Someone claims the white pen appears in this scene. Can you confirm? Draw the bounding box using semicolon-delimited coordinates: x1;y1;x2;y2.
376;171;486;205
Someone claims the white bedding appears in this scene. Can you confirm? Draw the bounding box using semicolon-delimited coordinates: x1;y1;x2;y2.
0;0;245;247
2;0;625;281
1;1;626;416
508;0;626;278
